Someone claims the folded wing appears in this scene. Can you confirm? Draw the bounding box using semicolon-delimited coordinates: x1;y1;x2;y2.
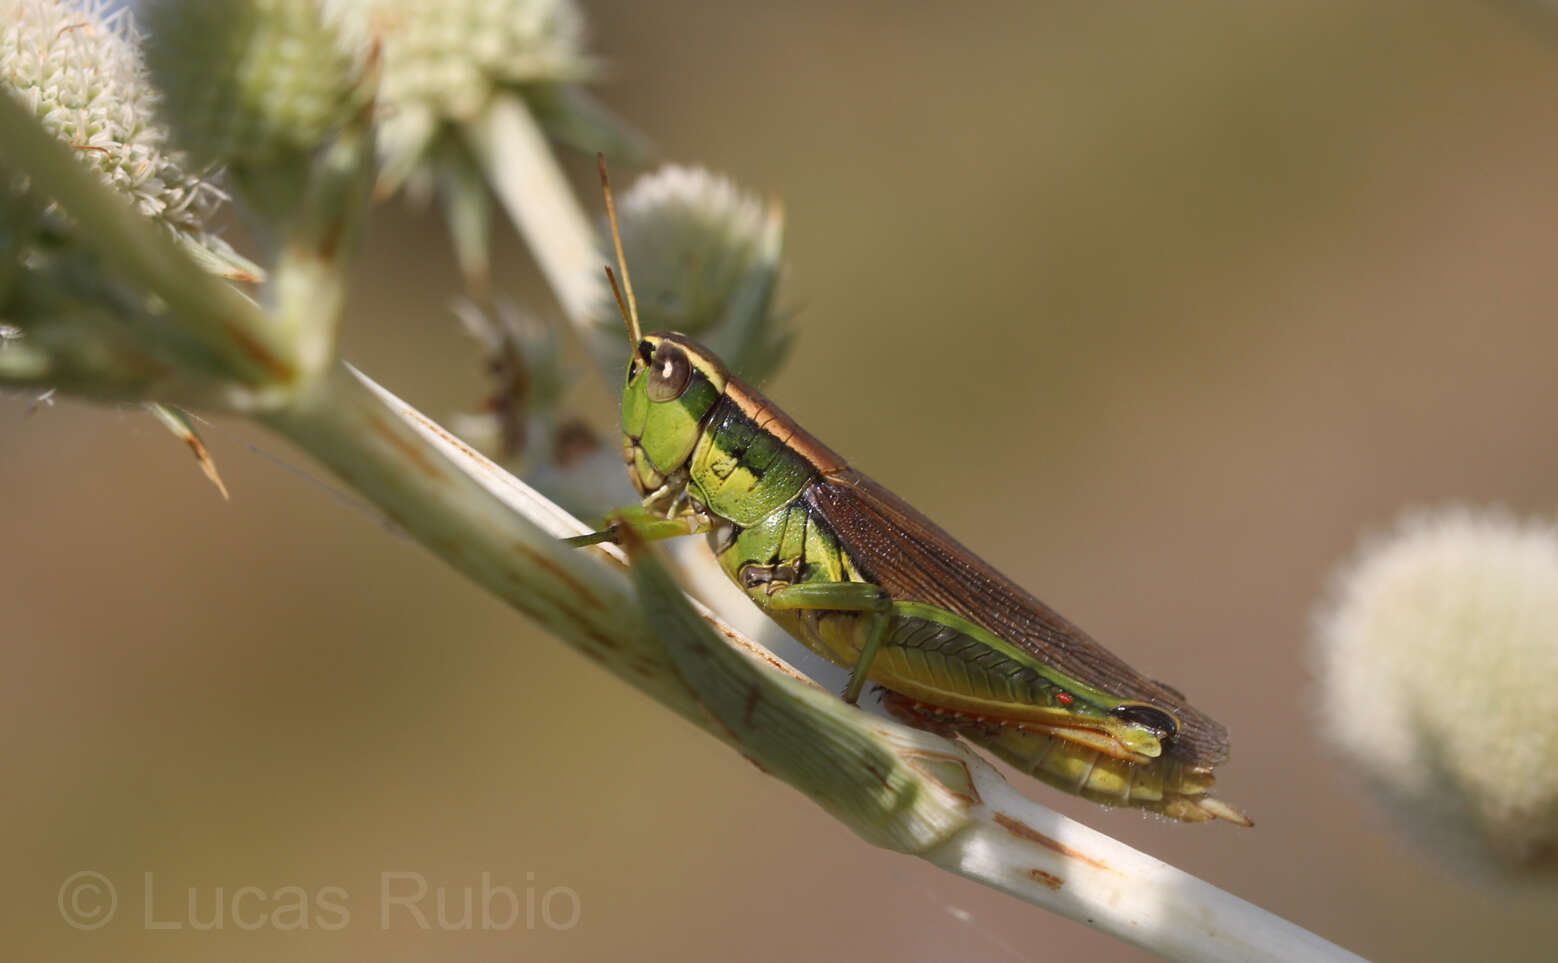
804;467;1230;767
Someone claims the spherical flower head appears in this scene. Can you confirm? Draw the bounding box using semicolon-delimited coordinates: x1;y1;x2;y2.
1;1;267;396
142;0;372;170
603;165;789;384
352;0;594;188
1;0;225;243
365;0;587;119
1315;507;1558;880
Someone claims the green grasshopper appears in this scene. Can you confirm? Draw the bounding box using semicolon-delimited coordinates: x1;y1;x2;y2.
574;162;1248;826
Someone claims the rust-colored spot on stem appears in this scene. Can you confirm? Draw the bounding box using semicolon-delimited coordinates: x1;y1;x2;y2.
416;415;488;466
222;320;295;382
317;215;345;262
900;751;981;807
1027;869;1064;890
508;540;604;610
364;413;447;483
994;813;1115;875
861;758;892;790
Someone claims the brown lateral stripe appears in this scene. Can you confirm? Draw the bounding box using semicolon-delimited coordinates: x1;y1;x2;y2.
724;378;847;473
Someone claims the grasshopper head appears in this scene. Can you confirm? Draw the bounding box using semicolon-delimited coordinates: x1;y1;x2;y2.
620;332;728;511
597;161;731;513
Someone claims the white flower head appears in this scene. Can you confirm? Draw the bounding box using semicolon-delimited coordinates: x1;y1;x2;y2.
352;0;595;190
1;1;269;396
1314;507;1558;880
1;0;225;242
602;165;789;384
363;0;588;119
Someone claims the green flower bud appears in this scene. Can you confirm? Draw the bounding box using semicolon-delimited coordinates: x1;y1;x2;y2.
142;0;372;171
600;165;789;384
447;297;634;516
1314;508;1558;881
450;297;566;459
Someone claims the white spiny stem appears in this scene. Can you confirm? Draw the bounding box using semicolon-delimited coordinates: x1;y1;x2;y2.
258;362;808;726
924;787;1365;962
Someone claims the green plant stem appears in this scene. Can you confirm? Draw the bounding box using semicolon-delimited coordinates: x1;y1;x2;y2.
270;114;378;377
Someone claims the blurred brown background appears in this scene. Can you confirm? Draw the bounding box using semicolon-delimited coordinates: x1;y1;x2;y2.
7;1;1558;960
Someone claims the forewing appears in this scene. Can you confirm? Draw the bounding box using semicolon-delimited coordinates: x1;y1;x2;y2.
805;468;1230;767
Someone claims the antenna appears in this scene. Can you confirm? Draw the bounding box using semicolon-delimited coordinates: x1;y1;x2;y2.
597;154;642;346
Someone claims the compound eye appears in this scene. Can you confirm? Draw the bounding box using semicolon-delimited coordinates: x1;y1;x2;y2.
646;342;693;402
627;340;655;385
1112;703;1179;739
